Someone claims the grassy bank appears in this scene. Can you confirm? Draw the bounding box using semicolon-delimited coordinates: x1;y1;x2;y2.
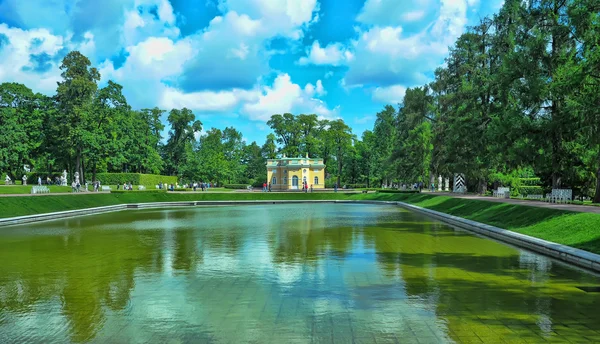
1;192;599;255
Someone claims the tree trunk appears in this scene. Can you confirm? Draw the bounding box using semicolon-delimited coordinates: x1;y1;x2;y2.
92;163;97;183
337;158;342;187
80;153;85;185
594;166;600;204
478;178;487;195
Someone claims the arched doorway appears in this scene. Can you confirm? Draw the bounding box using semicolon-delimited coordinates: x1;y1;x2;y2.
292;176;299;190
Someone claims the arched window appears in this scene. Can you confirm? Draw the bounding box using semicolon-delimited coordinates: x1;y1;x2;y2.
292;176;299;187
314;176;319;185
272;176;276;185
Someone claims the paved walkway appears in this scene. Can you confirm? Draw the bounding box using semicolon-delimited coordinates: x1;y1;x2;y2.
431;192;600;214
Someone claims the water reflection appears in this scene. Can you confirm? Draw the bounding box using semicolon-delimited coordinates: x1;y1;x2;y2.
0;204;599;343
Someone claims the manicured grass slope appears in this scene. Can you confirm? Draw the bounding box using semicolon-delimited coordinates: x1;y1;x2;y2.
1;192;599;254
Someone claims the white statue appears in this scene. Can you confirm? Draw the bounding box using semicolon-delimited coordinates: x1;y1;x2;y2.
438;175;442;191
74;172;80;185
61;170;68;186
5;175;11;184
22;175;27;186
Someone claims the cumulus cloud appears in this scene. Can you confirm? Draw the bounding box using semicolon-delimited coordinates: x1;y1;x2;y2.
344;0;472;89
98;36;194;109
160;87;259;112
298;41;353;66
241;73;338;122
0;23;94;94
177;0;320;92
372;85;407;104
356;0;436;26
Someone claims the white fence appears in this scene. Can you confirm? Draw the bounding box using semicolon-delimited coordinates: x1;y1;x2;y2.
101;186;111;191
31;186;50;194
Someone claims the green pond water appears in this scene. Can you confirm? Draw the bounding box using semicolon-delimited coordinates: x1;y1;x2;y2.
1;204;599;344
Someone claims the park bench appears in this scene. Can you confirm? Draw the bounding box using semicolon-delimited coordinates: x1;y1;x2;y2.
493;187;510;198
138;185;146;191
101;186;111;191
524;194;544;200
31;186;50;194
546;189;572;204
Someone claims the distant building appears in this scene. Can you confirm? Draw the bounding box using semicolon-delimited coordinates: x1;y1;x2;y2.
266;154;325;190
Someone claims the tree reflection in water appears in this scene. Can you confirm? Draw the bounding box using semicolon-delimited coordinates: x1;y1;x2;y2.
0;204;599;343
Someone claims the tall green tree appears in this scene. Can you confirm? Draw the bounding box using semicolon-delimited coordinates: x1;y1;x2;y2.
55;51;101;182
326;119;354;187
163;108;202;176
267;113;301;157
0;83;44;180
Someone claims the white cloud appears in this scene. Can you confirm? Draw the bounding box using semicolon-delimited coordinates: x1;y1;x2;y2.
402;10;426;21
178;0;320;92
241;73;338;121
98;36;194;109
218;0;319;38
324;71;334;79
357;0;435;26
354;115;375;125
0;24;94;95
344;0;472;88
160;87;258;112
298;40;353;66
304;79;326;97
372;85;407;104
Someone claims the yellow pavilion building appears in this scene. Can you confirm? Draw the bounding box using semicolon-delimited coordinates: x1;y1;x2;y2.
266;154;326;190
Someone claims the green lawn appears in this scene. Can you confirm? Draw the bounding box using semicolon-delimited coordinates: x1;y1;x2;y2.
1;192;599;255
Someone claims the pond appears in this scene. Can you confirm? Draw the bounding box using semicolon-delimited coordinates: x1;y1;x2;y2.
0;204;599;343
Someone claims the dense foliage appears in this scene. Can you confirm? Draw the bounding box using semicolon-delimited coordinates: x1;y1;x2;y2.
1;0;599;201
345;0;600;202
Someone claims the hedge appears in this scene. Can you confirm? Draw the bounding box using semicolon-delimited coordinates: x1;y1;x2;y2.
224;184;250;189
346;184;367;189
517;186;544;196
111;189;167;194
95;173;177;186
518;177;541;186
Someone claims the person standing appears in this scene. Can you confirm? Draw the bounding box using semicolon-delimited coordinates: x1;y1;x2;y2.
37;176;41;186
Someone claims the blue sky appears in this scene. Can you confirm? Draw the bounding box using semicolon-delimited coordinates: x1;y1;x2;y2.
0;0;504;144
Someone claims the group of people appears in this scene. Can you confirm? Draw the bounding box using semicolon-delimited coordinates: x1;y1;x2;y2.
260;182;315;192
117;182;135;190
190;182;213;191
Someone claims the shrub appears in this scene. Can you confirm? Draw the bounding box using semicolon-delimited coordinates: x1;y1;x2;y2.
252;181;264;188
174;188;188;191
224;184;249;189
